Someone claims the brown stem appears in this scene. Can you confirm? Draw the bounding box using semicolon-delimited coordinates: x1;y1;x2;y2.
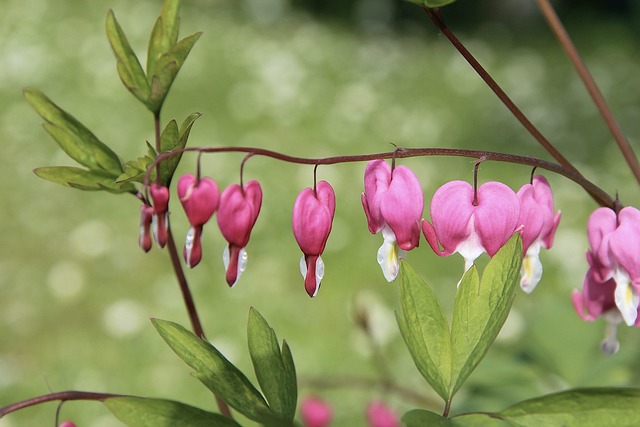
146;145;615;208
535;0;640;186
0;391;122;418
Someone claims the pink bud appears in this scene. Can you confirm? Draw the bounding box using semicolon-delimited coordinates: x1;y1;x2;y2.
139;204;154;252
292;181;336;297
217;180;263;286
177;174;220;268
422;180;519;272
366;401;399;427
300;397;333;427
59;422;77;427
150;183;170;248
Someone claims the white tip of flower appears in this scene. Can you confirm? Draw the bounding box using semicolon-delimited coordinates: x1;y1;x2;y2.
601;312;622;355
613;269;638;326
520;251;543;294
377;240;404;282
184;227;196;268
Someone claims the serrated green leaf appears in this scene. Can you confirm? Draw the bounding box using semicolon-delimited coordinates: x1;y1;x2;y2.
152;319;277;425
396;261;451;401
247;308;297;423
104;397;241;427
147;32;202;112
117;143;157;184
34;166;134;194
499;388;640;427
449;233;522;397
106;10;150;105
405;0;457;7
24;89;123;176
147;0;182;77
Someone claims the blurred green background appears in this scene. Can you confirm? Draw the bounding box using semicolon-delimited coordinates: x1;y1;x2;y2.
1;0;640;426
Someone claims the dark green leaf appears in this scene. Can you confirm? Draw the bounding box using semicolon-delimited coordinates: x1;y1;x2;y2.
152;319;277;424
106;10;151;105
148;32;202;112
499;388;640;427
147;0;181;77
396;260;451;401
449;233;522;397
403;409;452;427
34;166;134;194
24;88;123;175
159;112;201;186
247;308;297;423
104;397;241;427
405;0;457;7
451;413;511;427
157;119;179;185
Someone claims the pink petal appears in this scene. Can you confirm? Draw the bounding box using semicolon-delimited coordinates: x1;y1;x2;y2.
178;174;220;226
610;207;640;281
428;180;475;255
300;397;333;427
379;165;424;251
573;268;617;321
532;175;560;248
516;183;545;254
362;160;391;234
217;181;263;248
474;181;520;256
587;207;617;273
366;401;399;427
292;181;336;256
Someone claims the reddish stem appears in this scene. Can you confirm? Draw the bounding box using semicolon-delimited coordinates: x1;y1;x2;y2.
0;391;122;418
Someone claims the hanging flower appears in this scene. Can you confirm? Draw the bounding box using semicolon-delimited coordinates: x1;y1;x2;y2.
150;183;170;248
217;180;263;287
177;173;220;268
361;159;423;282
138;204;154;252
573;206;640;354
300;396;333;427
516;175;561;293
366;400;399;427
422;180;520;273
292;181;336;297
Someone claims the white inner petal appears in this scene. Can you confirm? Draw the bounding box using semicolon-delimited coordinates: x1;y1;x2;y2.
377;239;400;282
299;255;307;279
223;245;230;270
520;244;543;294
184;227;196;268
613;268;638;326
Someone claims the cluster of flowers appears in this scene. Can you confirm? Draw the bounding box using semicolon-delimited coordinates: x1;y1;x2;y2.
300;396;399;427
572;206;640;354
139;159;562;297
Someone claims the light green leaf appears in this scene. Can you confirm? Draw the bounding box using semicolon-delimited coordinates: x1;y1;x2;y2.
396;261;452;401
24;89;123;176
449;233;522;397
405;0;457;7
152;319;277;424
148;32;202;112
34;166;134;194
247;308;297;423
104;397;241;427
106;10;150;105
116;143;157;184
147;0;182;77
499;388;640;427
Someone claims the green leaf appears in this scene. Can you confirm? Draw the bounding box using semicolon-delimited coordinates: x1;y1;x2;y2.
405;0;457;7
403;409;452;427
104;397;241;427
499;388;640;427
148;32;202;112
106;10;151;105
449;233;522;397
34;166;134;194
147;0;182;77
152;319;277;424
24;89;123;176
396;261;452;401
247;308;297;423
116;142;157;184
158;112;201;186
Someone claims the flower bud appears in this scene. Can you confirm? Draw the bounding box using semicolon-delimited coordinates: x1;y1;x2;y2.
150;183;170;248
300;396;333;427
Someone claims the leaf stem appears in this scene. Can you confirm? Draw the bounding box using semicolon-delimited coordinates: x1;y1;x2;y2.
0;391;122;418
443;398;452;417
535;0;640;186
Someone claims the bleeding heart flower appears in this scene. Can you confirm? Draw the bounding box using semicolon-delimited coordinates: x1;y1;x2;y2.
217;180;262;287
366;401;399;427
361;160;424;282
177;174;220;268
300;396;333;427
292;181;336;297
516;175;561;293
422;180;520;273
138;204;154;252
150;183;170;248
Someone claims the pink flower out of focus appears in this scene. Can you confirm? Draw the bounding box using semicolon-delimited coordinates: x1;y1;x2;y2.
361;159;424;282
292;181;336;297
366;400;399;427
217;180;262;287
300;396;333;427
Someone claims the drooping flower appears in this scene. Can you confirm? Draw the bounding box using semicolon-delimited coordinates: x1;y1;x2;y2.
177;174;220;268
59;422;77;427
366;401;399;427
217;180;262;287
292;181;336;297
300;396;333;427
516;175;561;293
150;183;170;248
361;160;423;282
138;204;154;252
422;180;520;273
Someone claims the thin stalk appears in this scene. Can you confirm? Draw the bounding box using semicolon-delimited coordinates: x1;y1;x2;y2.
0;391;122;418
535;0;640;185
